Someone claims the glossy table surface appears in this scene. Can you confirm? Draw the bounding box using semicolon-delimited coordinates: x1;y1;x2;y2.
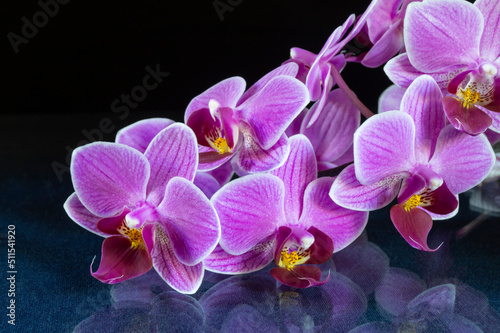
1;113;499;333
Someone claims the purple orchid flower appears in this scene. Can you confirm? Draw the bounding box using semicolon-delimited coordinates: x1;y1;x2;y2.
330;75;495;251
286;88;360;171
351;0;421;68
206;135;368;288
385;0;500;135
286;0;377;126
184;63;309;173
116;117;231;196
64;123;220;294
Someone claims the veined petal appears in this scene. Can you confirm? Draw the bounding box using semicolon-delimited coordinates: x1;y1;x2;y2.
238;75;309;150
404;0;483;72
301;177;368;253
156;177;220;266
198;151;234;171
366;0;402;42
184;76;246;122
152;225;204;294
354;111;416;184
91;235;153;284
270;135;317;225
219;107;239;149
476;0;500;61
401;75;446;162
211;174;285;255
204;236;275;274
429;124;495;194
389;205;440;251
115;118;174;153
306;64;333;126
193;172;220;199
270;265;328;288
71;142;149;217
330;164;403;211
384;53;425;88
301;89;359;163
236;130;290;173
64;193;107;237
145;123;198;206
186;107;223;148
237;62;299;106
361;21;404;68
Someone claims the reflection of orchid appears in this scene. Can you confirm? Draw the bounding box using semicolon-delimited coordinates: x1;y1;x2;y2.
331;75;495;251
207;135;367;287
64;124;220;293
184;63;309;173
385;0;500;135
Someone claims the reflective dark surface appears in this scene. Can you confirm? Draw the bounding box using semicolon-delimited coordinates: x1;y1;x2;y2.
1;114;499;332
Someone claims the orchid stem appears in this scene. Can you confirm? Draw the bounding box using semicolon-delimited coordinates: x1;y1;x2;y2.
456;212;489;240
330;65;375;119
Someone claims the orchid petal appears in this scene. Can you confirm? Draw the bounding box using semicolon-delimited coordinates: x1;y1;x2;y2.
301;177;368;252
306;64;333;126
219;107;239;149
198;151;234;171
115;118;174;153
361;21;404;68
186;108;222;148
91;236;152;284
404;0;483;72
270;265;327;288
237;62;299;106
390;205;440;251
354;111;415;184
211;174;285;255
443;96;493;135
375;267;426;316
193;172;221;199
330;164;403;211
185;77;246;122
476;0;500;61
204;236;275;274
236;129;290;173
306;226;334;265
366;0;402;42
96;207;130;235
378;85;405;113
401;75;446;162
384;53;425;88
270;135;317;224
156;177;220;266
429;124;495;194
71;142;149;217
398;173;426;204
63;193;107;237
238;75;309;149
423;182;459;216
151;225;204;294
203;160;234;186
302;89;359;163
144;123;198;206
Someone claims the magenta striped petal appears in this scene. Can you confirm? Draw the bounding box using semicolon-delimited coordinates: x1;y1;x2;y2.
443;97;492;136
152;225;204;294
184;76;246;122
476;0;500;61
330;164;403;211
429;125;495;194
63;193;107;237
204;236;275;274
270;135;317;224
301;89;359;163
115;118;174;153
378;85;405;113
71;142;149;217
211;174;285;255
193;172;221;199
144;123;198;206
238;75;309;150
354;111;416;185
361;20;404;68
384;53;424;89
404;0;483;72
301;177;368;253
390;205;440;251
401;75;446;162
156;177;220;266
236;130;290;173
